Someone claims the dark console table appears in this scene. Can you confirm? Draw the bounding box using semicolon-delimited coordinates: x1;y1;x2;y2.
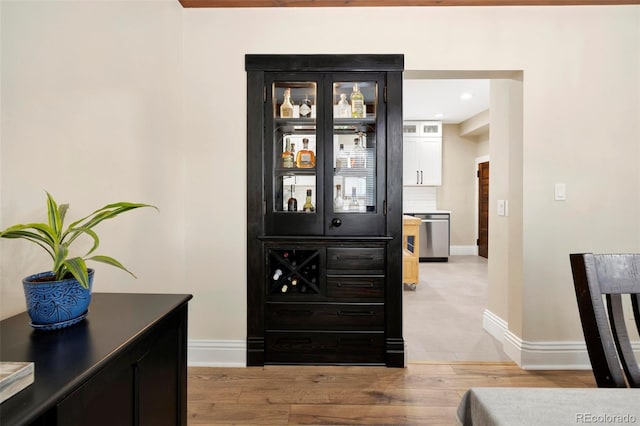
0;293;192;426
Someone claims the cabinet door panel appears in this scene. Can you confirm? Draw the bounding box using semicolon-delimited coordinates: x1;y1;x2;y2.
402;137;420;185
325;74;387;236
57;357;133;426
138;325;179;426
418;137;442;186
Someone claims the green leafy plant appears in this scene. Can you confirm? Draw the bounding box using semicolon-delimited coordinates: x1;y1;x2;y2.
0;192;157;289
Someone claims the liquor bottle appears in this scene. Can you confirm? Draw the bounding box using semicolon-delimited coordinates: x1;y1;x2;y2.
334;184;344;211
300;94;312;118
335;143;349;170
280;88;293;118
302;189;315;212
348;186;359;211
287;185;298;212
350;83;365;118
282;138;294;168
337;93;351;118
290;142;296;165
351;138;365;168
296;138;316;168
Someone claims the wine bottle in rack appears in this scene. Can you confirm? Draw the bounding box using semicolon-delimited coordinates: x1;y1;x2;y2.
273;269;283;280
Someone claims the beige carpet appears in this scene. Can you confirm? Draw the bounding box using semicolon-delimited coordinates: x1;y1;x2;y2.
403;255;511;362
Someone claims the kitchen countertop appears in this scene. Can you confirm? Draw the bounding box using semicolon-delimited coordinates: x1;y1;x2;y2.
403;210;451;215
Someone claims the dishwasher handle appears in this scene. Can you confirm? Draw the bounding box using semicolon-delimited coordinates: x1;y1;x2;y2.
421;219;448;223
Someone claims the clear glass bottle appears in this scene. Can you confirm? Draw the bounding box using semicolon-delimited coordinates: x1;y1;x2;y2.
296;138;316;168
303;189;315;212
282;138;294;168
335;143;349;170
280;88;293;118
351;137;365;168
348;186;359;211
350;83;365;118
337;93;351;118
334;184;344;211
300;94;312;118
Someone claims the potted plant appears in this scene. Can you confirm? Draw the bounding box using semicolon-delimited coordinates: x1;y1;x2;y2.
0;192;157;330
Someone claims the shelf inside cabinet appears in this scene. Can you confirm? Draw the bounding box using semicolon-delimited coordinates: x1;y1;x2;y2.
275;167;316;177
275;118;317;134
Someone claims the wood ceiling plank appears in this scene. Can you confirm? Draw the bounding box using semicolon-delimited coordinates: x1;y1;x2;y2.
179;0;640;8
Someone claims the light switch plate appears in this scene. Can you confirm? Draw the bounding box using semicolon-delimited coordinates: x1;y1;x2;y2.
555;183;566;201
497;199;505;216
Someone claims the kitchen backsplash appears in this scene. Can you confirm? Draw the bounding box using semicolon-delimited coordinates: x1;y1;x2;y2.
403;186;437;213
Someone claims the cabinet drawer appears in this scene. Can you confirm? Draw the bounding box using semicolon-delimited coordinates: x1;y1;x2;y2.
265;331;385;364
266;303;384;330
326;248;384;272
326;276;384;299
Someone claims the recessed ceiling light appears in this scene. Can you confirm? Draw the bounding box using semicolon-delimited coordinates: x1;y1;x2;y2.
434;113;444;118
460;92;473;101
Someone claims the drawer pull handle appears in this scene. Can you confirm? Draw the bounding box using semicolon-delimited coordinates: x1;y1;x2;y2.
335;255;376;261
338;310;375;317
278;338;312;345
339;337;374;345
337;282;375;288
277;310;313;317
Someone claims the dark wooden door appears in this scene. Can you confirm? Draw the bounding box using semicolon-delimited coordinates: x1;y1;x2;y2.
478;161;489;259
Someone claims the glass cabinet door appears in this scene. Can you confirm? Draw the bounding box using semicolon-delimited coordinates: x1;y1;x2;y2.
325;77;386;236
267;78;323;235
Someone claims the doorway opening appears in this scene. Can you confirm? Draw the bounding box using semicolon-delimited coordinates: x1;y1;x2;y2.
401;70;523;363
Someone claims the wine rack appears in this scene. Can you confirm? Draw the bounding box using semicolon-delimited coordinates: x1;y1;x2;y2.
268;249;320;296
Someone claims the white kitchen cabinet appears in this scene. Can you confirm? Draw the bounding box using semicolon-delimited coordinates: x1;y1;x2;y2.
403;135;442;186
403;120;442;137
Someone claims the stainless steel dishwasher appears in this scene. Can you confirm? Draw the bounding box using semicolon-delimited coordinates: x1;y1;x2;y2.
414;213;450;262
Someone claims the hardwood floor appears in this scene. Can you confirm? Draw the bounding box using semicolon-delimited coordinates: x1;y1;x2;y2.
188;362;596;425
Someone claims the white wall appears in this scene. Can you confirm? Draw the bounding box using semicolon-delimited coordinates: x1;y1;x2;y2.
436;124;477;246
2;2;639;367
0;0;186;317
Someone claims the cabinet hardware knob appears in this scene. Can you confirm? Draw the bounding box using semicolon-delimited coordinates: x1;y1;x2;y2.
331;218;342;227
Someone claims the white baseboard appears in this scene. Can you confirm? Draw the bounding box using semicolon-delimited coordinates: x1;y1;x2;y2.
187;333;638;371
482;309;508;342
483;309;598;370
188;339;246;367
450;245;477;256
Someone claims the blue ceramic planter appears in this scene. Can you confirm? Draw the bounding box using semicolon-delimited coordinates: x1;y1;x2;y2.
22;269;94;330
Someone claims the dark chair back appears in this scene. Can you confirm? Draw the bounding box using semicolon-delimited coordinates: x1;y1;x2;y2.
570;253;640;388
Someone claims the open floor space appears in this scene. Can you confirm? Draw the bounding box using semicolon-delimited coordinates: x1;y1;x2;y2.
187;363;596;425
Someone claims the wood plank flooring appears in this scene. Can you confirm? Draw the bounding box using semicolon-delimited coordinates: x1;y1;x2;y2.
188;362;596;425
